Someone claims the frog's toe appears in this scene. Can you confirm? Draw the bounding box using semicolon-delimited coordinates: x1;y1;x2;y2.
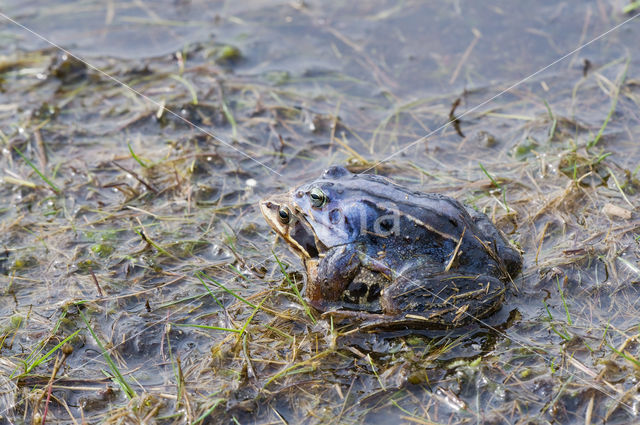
320;309;387;323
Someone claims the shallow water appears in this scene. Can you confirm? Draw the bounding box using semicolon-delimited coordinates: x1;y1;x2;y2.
1;1;640;424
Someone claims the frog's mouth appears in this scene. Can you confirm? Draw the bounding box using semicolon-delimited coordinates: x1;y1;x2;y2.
260;196;327;260
289;216;327;258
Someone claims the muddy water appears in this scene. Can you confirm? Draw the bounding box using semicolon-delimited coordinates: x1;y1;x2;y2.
1;1;639;424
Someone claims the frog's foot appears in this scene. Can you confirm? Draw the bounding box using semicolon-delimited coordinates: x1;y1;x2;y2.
464;206;522;278
320;309;388;323
319;309;433;331
380;272;506;328
320;309;467;331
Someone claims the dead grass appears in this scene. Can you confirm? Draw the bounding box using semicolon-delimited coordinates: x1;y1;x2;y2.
1;1;640;424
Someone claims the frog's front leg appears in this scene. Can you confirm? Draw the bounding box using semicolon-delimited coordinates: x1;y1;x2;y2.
305;244;360;311
379;270;506;328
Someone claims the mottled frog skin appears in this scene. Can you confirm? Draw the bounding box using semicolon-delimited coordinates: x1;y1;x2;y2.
260;166;521;328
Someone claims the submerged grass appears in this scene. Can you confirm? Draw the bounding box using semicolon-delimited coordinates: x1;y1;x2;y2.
543;99;557;142
173;322;241;333
197;271;257;309
478;162;509;213
127;141;149;168
623;2;640;14
13;146;60;194
272;251;316;324
15;329;81;376
588;59;629;149
79;309;136;400
1;2;640;424
556;277;572;326
169;74;199;105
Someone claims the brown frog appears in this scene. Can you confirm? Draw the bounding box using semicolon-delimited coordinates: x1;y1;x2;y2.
260;166;521;328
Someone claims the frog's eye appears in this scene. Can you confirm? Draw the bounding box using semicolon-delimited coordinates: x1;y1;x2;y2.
309;188;327;208
278;206;291;224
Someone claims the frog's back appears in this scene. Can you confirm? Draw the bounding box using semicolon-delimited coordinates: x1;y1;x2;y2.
318;169;481;242
315;169;495;272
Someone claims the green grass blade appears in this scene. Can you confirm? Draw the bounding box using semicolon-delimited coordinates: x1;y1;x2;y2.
618;256;640;278
238;295;269;338
80;309;136;399
172;323;241;333
13;146;60;194
195;274;225;309
367;354;386;391
128;142;149;168
197;271;257;309
190;398;225;425
220;98;238;140
479;163;510;213
588;58;629;148
156;292;209;309
606;166;634;208
263;350;331;388
24;329;81;374
272;251;316;324
556;277;572;326
170;74;198;105
15;309;68;376
135;229;177;259
608;343;640;369
543;99;557;142
543;300;570;341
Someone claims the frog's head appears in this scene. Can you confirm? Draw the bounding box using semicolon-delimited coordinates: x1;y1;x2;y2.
259;192;327;261
260;166;366;258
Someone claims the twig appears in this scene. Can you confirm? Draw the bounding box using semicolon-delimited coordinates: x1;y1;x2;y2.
41;344;73;425
112;161;158;194
450;29;481;84
89;269;104;297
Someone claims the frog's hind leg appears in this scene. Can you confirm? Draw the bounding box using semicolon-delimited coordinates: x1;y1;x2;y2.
379;272;506;328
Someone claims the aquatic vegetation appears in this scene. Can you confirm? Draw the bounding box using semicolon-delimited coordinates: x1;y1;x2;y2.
1;1;639;424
